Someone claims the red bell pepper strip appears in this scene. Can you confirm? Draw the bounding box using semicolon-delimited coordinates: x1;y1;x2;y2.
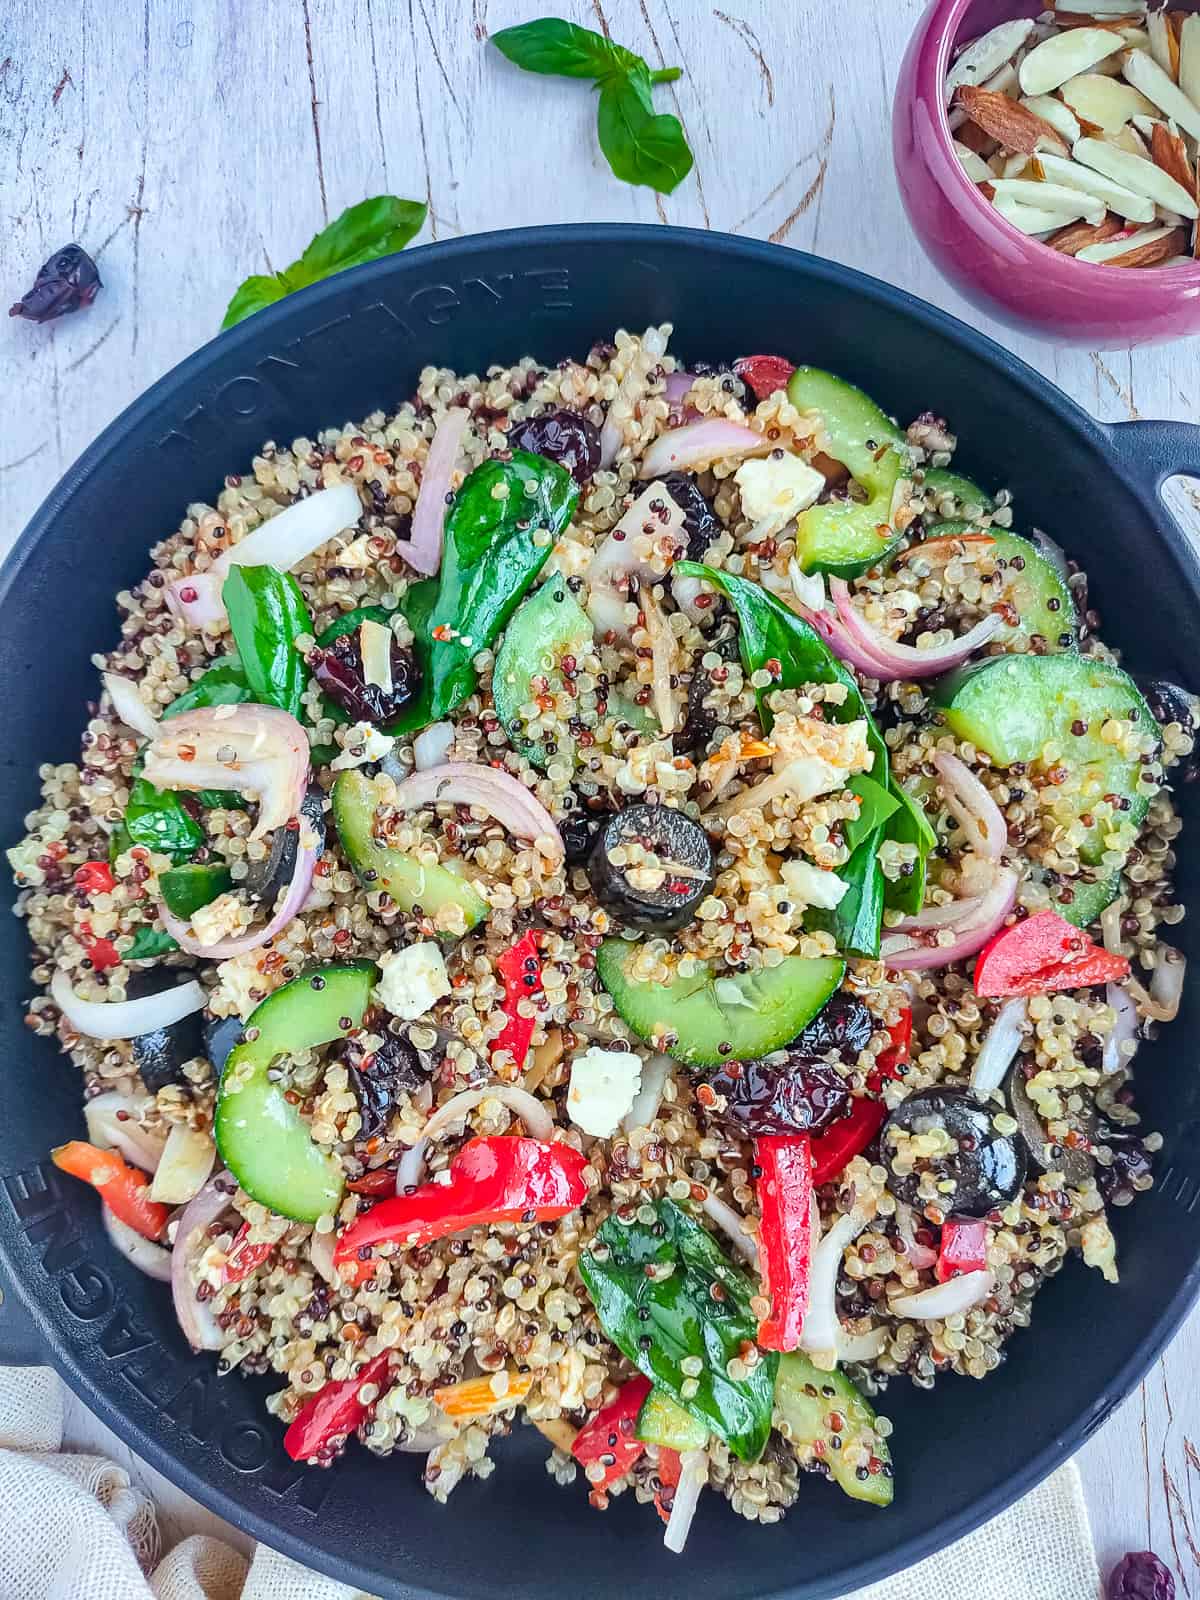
754;1134;814;1352
935;1217;990;1282
732;354;797;401
220;1222;275;1285
654;1445;683;1525
571;1374;651;1493
283;1351;393;1462
51;1140;170;1240
334;1136;589;1287
974;910;1129;998
868;1008;912;1092
809;1098;887;1188
77;919;120;973
74;861;116;896
491;932;543;1069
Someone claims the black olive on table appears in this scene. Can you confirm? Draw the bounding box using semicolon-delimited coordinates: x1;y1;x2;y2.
707;1054;850;1137
585;803;714;932
344;1034;427;1139
508;410;602;485
126;971;206;1093
243;788;326;907
882;1087;1026;1219
310;628;421;726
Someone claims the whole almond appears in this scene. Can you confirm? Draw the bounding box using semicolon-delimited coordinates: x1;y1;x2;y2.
957;117;999;157
955;86;1071;156
1151;122;1195;192
1046;214;1125;254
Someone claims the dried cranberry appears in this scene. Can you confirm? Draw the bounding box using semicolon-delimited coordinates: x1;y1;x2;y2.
708;1054;849;1136
508;410;601;485
636;472;720;561
9;244;102;323
346;1034;426;1140
311;628;420;726
1094;1122;1153;1206
791;991;874;1060
1108;1552;1175;1600
676;620;739;753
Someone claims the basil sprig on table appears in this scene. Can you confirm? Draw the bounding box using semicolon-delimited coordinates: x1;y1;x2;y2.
579;1199;778;1462
491;19;693;195
221;196;428;330
390;451;578;733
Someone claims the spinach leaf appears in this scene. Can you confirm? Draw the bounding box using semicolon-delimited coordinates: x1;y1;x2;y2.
844;774;900;855
883;778;937;916
313;585;438;729
162;656;253;719
491;19;691;195
222;565;313;718
124;925;180;960
221;197;428;330
391;454;577;732
579;1199;778;1462
121;775;205;863
807;829;886;959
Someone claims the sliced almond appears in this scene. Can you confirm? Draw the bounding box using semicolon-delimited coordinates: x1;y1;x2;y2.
1002;151;1035;177
992;192;1085;233
1131;112;1167;139
1123;48;1200;142
1020;28;1124;95
1195;162;1200;257
1105;121;1152;157
954;140;995;184
957;117;999;157
948;61;1020;129
1059;71;1158;131
1120;28;1152;52
990;177;1108;222
1180;15;1200;111
1046;214;1126;253
1021;93;1082;143
1147;11;1181;83
945;19;1036;105
956;86;1072;155
1054;15;1145;33
1151;121;1196;191
1036;150;1157;219
1054;0;1147;16
1075;134;1200;214
1077;223;1188;264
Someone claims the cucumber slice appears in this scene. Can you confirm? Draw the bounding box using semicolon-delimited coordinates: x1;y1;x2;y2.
637;1388;708;1451
159;861;233;919
924;521;1076;652
921;468;994;522
937;654;1157;866
787;367;912;578
1058;869;1122;929
596;941;845;1068
214;961;376;1222
493;576;593;769
331;768;488;934
774;1352;893;1507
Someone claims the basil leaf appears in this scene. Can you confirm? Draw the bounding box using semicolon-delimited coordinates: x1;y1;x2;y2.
844;774;900;855
221;196;428;330
597;67;694;195
222;565;312;718
579;1199;777;1462
122;775;204;863
807;829;886;959
162;656;253;719
124;925;180;960
391;454;577;732
313;585;438;729
883;778;938;916
491;17;640;79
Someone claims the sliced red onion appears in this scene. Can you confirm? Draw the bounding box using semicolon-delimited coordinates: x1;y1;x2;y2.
413;721;455;771
699;1189;759;1269
890;1269;993;1320
148;1123;216;1206
309;1226;340;1288
622;1054;673;1133
398;409;470;576
171;1176;232;1351
84;1091;168;1172
143;705;309;840
53;967;207;1042
969;998;1029;1098
662;370;696;406
641;418;769;478
158;812;318;958
891;893;987;934
396;1085;556;1194
663;1448;707;1555
829;578;1004;681
932;751;1007;861
598;413;623;471
102;672;160;741
1103;983;1140;1075
882;867;1018;972
104;1209;173;1282
165;571;226;630
794;601;888;679
799;1200;876;1367
224;483;362;576
390;762;564;866
895;1203;938;1272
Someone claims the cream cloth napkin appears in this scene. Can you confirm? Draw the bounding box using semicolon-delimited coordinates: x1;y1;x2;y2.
0;1366;1100;1600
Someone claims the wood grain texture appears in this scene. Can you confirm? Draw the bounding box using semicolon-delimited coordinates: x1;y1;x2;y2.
2;0;1198;1591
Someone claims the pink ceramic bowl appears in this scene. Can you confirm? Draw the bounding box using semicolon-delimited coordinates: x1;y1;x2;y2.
894;0;1200;347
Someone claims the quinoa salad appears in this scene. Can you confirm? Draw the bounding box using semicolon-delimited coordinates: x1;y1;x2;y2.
10;328;1190;1552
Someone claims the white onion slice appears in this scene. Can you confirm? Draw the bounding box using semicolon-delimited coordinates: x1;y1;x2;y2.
149;1123;216;1206
164;571;226;629
932;751;1007;861
397;1085;556;1193
399;409;470;576
158;814;318;958
143;704;309;841
970;997;1029;1098
104;1209;173;1282
829;578;1004;680
1149;946;1186;1023
890;1269;993;1320
1103;982;1140;1074
882;867;1018;972
622;1054;673;1133
84;1091;169;1172
698;1190;759;1268
171;1176;233;1351
53;968;207;1042
102;672;160;741
799;1201;876;1367
309;1226;340;1288
389;762;564;866
413;721;455;771
663;1448;707;1555
836;1326;889;1364
641;418;770;478
225;483;362;576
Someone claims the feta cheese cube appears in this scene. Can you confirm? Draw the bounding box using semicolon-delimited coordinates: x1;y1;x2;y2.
376;942;451;1021
567;1045;643;1138
331;722;397;771
735;454;825;538
779;858;849;911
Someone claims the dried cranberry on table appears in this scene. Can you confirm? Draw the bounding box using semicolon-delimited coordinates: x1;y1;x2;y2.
310;628;420;726
344;1034;426;1140
508;410;601;485
9;244;102;323
707;1054;849;1137
1108;1552;1175;1600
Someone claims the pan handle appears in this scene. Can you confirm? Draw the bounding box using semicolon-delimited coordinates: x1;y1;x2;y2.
0;1272;45;1367
1105;419;1200;496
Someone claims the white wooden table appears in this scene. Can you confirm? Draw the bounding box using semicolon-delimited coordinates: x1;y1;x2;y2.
2;0;1199;1590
